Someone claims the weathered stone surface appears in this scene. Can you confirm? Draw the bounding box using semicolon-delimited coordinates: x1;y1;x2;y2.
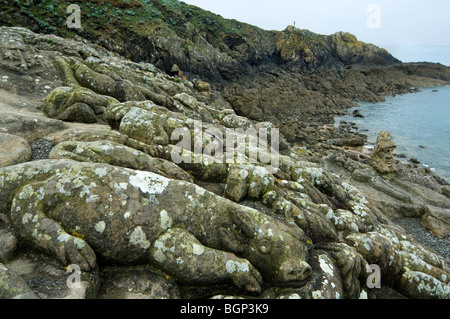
43;86;119;124
276;251;344;299
399;271;450;299
0;25;449;300
194;79;211;93
0;263;38;299
99;265;180;299
49;140;192;182
0;160;312;294
0;110;67;142
0;133;32;167
225;165;250;203
442;186;450;199
56;102;97;124
225;165;277;204
4;252;100;299
345;224;449;298
52;127;129;146
0;227;18;264
421;206;450;238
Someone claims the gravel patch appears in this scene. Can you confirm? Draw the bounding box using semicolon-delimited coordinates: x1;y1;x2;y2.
393;218;449;259
29;139;53;160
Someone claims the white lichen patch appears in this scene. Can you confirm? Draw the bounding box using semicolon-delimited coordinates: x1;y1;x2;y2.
57;233;71;243
129;226;151;250
192;243;205;256
238;169;249;179
119;182;128;190
94;167;108;178
80;182;97;201
101;144;114;152
73;237;86;249
252;166;268;178
160;210;172;230
34;187;45;201
351;202;369;218
312;290;324;299
362;238;372;252
195;185;206;195
402;271;450;298
153;235;169;263
22;213;33;224
18;185;34;200
318;255;335;277
226;260;249;274
129;171;169;196
113;182;128;194
85;194;100;203
94;221;106;233
342;182;369;205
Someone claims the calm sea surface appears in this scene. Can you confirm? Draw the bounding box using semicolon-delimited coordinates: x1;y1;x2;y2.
335;86;450;182
382;45;450;66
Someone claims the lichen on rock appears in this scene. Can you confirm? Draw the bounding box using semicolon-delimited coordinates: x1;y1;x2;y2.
0;23;448;300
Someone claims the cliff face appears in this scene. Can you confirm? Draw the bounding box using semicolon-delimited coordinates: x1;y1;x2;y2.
2;0;449;133
0;1;399;70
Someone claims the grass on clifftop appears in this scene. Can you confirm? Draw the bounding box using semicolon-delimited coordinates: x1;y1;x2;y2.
0;0;256;46
0;0;395;68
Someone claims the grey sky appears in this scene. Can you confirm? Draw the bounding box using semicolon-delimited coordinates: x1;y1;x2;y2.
181;0;450;46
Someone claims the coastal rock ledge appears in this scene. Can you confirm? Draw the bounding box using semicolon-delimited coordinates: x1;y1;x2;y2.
0;26;449;300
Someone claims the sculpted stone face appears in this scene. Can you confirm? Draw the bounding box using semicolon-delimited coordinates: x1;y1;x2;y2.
233;207;312;286
370;131;397;174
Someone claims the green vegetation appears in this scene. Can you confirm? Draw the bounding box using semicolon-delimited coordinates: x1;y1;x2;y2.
1;0;330;59
0;0;256;47
0;0;380;70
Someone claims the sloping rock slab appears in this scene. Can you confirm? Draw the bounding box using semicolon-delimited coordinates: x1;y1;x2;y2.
0;133;31;167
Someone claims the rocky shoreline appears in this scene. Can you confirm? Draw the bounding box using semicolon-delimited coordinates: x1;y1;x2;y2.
334;109;450;261
331;119;450;260
25;98;450;251
0;22;449;300
393;218;449;259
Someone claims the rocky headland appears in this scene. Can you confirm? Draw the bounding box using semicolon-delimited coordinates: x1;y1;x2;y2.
0;0;449;300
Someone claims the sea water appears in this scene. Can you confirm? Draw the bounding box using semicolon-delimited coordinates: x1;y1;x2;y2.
382;45;450;66
335;86;450;181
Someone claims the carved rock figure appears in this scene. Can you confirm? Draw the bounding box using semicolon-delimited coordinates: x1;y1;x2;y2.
0;160;312;294
370;131;397;174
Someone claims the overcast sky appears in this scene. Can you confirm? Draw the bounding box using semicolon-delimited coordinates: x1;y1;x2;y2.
181;0;450;46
